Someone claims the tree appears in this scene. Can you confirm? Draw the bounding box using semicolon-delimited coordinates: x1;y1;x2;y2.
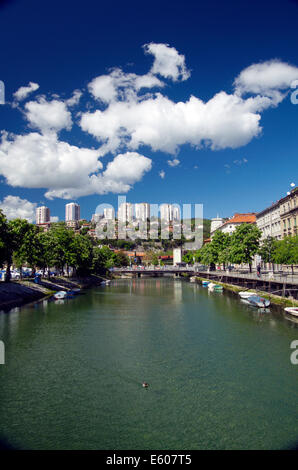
229;224;262;272
7;219;36;281
0;210;9;270
36;231;53;276
182;251;195;264
12;222;41;275
142;250;158;266
112;251;129;267
45;224;74;274
92;246;114;274
258;236;278;270
197;243;217;268
69;234;93;276
272;235;298;274
210;231;231;269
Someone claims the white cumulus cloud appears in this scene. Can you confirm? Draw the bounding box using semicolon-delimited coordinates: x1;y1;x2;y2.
167;158;180;167
88;68;164;104
45;152;152;199
144;43;190;81
24;98;73;133
80;91;269;155
0;195;37;222
66;89;83;107
0;131;102;190
3;45;298;201
234;60;298;101
13;82;39;102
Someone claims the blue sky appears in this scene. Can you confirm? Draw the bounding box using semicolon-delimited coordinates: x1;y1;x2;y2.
0;0;297;222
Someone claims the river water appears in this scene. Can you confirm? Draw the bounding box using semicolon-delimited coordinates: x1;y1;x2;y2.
0;278;298;450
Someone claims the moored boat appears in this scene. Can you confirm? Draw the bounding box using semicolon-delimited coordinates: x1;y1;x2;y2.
202;281;210;286
189;276;196;283
247;295;270;308
208;283;223;291
284;307;298;317
54;291;67;300
239;291;255;299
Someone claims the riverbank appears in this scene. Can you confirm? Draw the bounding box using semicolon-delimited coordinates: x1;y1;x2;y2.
193;275;298;307
0;274;108;312
0;282;52;312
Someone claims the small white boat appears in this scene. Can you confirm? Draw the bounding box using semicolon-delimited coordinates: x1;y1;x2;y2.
54;291;67;300
239;291;255;299
208;283;223;291
247;295;270;308
189;276;196;283
284;307;298;317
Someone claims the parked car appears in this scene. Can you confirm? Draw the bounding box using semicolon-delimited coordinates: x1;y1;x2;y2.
11;271;20;280
22;270;31;277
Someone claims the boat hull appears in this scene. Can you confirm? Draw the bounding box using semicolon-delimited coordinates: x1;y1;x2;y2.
54;291;67;300
239;291;255;299
284;307;298;317
247;295;270;308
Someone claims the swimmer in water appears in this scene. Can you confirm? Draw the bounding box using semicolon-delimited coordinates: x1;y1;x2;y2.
142;382;149;388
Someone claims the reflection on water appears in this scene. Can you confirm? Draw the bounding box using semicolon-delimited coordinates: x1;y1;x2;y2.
0;278;298;450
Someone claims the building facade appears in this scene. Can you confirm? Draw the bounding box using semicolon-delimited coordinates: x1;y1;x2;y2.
256;202;281;240
65;203;80;222
279;187;298;238
135;203;150;222
36;206;50;225
210;217;224;235
211;213;256;237
118;203;134;222
103;207;115;220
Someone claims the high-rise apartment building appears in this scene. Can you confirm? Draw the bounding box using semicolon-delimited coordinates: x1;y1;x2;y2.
36;206;50;225
104;207;115;220
118;203;134;222
65;203;80;221
135;203;150;221
160;204;173;222
172;205;181;221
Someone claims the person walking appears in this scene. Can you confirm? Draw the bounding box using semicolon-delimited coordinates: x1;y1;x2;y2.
257;264;261;277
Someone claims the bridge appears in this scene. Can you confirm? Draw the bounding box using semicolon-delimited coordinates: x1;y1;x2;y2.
110;266;298;298
110;266;194;277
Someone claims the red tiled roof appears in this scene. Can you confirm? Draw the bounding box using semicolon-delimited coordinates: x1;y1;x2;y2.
222;213;256;225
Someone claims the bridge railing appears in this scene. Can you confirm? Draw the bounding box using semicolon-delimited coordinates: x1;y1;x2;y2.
110;265;197;272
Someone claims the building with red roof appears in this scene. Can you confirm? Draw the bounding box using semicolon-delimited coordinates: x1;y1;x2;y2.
210;213;256;237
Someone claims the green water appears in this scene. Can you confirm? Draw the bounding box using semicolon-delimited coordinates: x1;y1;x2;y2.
0;278;298;450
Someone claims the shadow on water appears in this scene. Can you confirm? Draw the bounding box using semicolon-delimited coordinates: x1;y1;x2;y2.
0;436;18;450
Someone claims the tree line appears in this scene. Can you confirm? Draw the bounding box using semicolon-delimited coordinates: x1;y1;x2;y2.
183;224;298;272
0;211;129;281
